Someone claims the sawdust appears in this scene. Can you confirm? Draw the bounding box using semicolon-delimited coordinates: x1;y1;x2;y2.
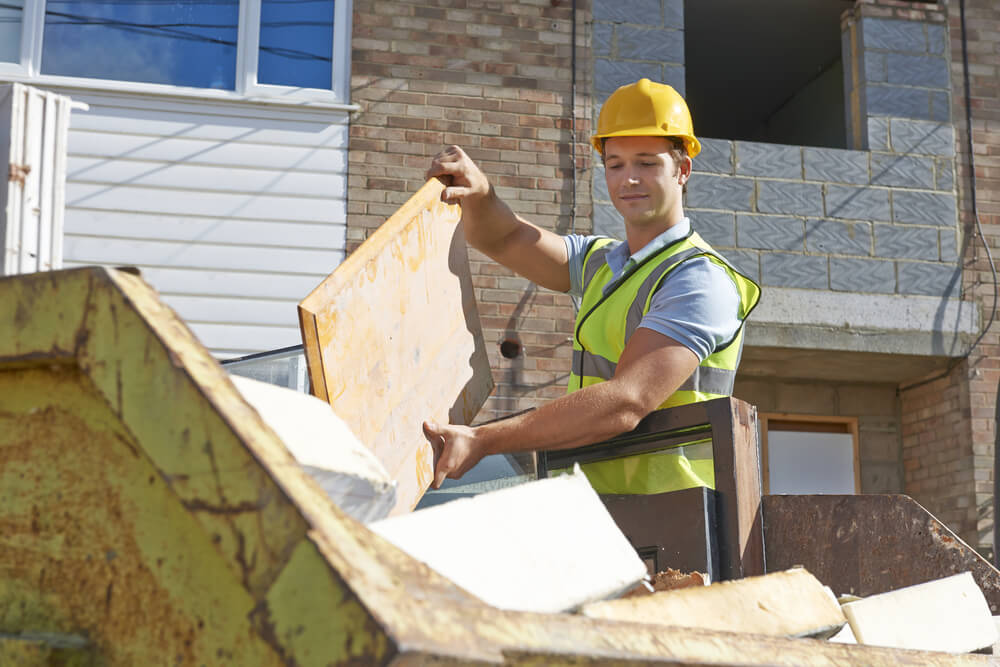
621;568;708;598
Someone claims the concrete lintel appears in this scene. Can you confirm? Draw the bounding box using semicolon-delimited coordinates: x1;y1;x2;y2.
749;287;978;356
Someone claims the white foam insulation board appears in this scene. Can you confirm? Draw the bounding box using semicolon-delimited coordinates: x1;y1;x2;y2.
231;375;396;523
369;466;646;613
842;571;997;653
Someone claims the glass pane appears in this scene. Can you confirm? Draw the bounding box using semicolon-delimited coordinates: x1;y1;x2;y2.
767;430;855;494
41;0;238;89
222;345;309;393
0;0;23;63
258;0;333;90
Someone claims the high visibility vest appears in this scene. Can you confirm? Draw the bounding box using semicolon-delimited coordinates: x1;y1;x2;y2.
565;230;761;495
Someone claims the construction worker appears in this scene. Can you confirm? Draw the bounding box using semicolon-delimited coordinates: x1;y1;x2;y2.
424;78;760;494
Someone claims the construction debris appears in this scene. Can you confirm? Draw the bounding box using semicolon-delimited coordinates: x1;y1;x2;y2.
299;178;493;516
582;567;846;639
622;568;709;598
230;375;396;523
369;465;647;613
841;572;997;653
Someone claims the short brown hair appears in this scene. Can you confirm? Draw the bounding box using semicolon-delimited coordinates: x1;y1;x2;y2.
600;136;688;174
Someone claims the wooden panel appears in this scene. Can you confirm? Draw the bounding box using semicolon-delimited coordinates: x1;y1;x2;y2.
711;398;766;579
299;178;493;515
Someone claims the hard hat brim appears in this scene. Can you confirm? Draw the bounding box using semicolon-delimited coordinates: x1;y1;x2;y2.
590;128;702;159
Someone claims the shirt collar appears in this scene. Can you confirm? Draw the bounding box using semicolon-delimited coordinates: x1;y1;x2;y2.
605;218;692;276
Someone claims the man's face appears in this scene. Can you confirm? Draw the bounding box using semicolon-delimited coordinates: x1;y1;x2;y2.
603;136;691;227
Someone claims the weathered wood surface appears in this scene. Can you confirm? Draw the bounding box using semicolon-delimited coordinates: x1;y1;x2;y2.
299;178;493;515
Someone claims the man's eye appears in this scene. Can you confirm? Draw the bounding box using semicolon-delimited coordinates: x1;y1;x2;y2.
641;162;657;167
607;164;622;169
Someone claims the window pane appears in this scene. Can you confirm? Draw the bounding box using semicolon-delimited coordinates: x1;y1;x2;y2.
258;0;333;90
0;0;23;63
767;431;855;495
41;0;239;89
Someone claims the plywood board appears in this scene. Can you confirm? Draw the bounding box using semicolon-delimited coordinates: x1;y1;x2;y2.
299;178;493;515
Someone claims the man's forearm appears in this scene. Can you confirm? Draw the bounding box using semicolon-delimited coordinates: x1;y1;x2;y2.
475;380;648;458
460;186;524;258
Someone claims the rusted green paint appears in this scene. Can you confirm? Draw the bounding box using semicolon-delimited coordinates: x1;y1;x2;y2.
0;635;100;667
0;268;390;665
257;538;393;666
0;366;285;664
1;267;994;666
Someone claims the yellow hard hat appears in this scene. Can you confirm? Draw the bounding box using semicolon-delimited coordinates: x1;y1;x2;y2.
591;78;701;158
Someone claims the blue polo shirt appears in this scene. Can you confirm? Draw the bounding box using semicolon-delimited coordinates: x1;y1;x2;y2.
564;218;742;362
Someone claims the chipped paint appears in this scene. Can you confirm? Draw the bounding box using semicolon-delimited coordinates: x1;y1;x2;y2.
1;268;995;665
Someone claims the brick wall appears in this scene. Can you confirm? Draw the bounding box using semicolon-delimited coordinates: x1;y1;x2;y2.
898;0;1000;553
347;0;591;424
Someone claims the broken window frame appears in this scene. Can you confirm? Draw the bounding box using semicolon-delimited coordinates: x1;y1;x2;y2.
0;0;353;106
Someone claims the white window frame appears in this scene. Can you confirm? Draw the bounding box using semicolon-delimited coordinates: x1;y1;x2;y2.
0;0;354;108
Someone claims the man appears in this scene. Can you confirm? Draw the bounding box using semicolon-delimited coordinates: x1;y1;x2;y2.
423;78;760;494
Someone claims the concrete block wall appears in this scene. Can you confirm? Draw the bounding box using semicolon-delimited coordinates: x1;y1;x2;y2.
597;133;959;299
687;134;959;298
592;0;684;99
346;0;592;423
843;1;950;149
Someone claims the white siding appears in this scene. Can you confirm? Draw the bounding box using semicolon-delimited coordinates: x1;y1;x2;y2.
60;90;349;357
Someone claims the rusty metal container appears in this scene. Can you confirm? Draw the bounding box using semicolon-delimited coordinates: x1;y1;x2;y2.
0;266;993;665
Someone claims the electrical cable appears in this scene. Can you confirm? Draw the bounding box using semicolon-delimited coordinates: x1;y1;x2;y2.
897;0;997;397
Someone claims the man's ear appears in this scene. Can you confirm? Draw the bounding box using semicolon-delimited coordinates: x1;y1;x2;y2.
677;156;693;185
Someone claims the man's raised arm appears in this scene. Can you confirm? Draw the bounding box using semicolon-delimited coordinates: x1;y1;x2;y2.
426;145;571;293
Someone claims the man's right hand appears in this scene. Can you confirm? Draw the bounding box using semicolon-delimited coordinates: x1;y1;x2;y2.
426;145;492;206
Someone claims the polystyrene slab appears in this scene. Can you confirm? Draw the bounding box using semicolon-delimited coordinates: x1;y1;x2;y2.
231;375;396;523
369;466;647;613
842;571;997;653
299;179;492;516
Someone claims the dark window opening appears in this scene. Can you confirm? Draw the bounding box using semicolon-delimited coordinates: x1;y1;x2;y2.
684;0;854;149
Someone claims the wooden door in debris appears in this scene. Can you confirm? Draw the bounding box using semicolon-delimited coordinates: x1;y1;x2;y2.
299;179;493;515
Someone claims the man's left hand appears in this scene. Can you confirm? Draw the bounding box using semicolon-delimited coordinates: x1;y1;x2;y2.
422;420;487;489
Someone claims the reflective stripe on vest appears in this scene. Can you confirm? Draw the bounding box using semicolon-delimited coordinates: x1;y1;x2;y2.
571;348;737;395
